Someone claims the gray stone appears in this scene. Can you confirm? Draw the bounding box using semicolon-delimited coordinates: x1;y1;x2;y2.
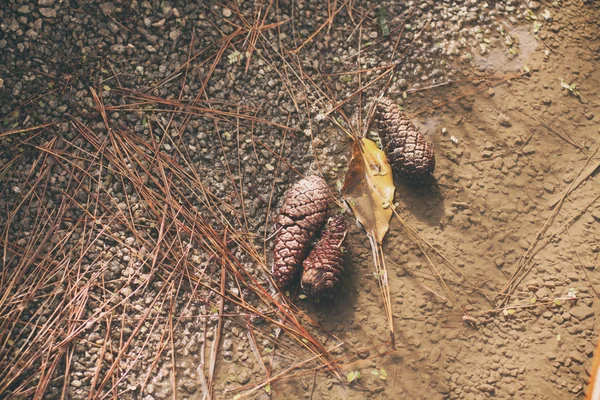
179;378;197;394
100;2;115;15
535;288;551;299
437;381;450;394
570;304;594;321
522;145;536;155
498;114;511;127
237;370;251;385
39;7;56;17
570;351;586;364
429;348;441;363
567;325;583;335
563;172;577;183
357;349;370;359
169;29;182;42
479;383;495;393
111;44;126;54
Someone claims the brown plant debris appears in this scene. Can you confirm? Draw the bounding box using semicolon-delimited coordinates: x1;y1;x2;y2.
301;215;348;298
340;137;396;347
375;97;436;183
272;175;330;289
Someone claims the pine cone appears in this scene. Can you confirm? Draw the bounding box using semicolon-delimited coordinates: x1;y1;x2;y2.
272;175;330;289
375;97;435;183
301;215;347;297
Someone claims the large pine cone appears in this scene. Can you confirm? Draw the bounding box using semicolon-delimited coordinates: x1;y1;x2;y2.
272;175;330;289
301;215;347;297
375;97;435;183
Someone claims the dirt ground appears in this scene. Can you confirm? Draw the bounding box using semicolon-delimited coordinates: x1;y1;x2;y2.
328;3;600;400
1;0;600;399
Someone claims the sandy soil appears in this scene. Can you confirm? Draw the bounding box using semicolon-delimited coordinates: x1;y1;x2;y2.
1;0;599;399
316;3;600;399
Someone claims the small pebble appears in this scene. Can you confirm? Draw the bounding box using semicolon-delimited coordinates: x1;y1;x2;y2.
479;383;495;393
543;183;555;193
39;7;57;17
498;114;512;127
569;304;594;321
563;172;576;183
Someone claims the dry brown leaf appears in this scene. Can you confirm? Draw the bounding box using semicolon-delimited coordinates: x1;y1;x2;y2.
341;137;397;348
341;138;395;244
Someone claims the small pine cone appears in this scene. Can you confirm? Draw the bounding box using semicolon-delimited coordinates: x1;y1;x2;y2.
375;97;435;183
272;175;330;289
301;215;347;297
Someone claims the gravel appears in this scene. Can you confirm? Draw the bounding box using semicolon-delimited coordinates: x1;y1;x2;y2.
1;0;600;399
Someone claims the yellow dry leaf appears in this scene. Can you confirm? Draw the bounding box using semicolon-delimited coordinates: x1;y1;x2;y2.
341;138;395;244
